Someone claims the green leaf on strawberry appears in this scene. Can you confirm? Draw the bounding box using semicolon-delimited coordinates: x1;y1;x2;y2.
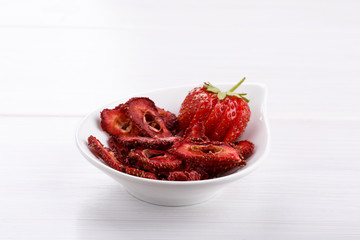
204;77;249;102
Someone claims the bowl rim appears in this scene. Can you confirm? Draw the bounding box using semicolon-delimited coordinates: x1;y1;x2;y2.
75;82;270;186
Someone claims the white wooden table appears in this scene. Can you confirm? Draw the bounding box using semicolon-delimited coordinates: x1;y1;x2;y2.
1;1;359;239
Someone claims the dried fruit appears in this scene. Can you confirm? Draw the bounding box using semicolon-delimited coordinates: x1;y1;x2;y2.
126;167;158;180
88;82;254;181
170;140;243;171
124;97;173;138
108;137;130;163
167;170;202;181
88;135;127;172
128;149;182;173
183;121;209;142
115;136;181;150
231;140;255;160
157;107;179;134
100;104;140;137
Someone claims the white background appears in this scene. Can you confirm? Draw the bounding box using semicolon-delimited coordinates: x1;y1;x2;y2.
1;1;359;239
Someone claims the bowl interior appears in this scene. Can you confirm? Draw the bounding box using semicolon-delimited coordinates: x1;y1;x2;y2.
76;82;269;184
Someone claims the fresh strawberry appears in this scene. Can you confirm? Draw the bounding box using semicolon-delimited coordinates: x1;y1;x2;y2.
177;78;251;142
177;87;218;133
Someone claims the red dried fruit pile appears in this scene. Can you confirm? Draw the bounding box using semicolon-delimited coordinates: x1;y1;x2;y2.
88;79;254;181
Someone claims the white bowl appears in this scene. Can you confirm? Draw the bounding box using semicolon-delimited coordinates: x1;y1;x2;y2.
76;83;270;206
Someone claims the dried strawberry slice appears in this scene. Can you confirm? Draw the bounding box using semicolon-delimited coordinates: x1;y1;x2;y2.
230;140;255;160
88;135;127;172
128;149;182;173
125;167;158;180
167;170;202;181
183;121;209;142
108;137;130;164
156;107;179;134
124;97;172;138
115;136;181;150
170;140;243;170
100;104;140;137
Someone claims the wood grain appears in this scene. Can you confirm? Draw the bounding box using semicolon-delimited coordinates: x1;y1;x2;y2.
0;1;359;118
0;117;359;239
1;1;359;239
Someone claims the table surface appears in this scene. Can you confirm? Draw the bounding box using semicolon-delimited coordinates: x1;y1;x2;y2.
1;1;360;239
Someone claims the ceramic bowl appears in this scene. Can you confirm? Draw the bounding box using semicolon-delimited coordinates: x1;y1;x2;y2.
76;83;270;206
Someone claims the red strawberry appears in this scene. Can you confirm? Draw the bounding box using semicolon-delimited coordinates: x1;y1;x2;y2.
177;87;218;133
178;78;251;142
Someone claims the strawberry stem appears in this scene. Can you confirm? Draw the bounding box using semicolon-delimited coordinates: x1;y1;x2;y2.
204;77;249;102
229;77;246;92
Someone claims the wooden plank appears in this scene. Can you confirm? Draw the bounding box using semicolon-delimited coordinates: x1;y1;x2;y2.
0;117;359;239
